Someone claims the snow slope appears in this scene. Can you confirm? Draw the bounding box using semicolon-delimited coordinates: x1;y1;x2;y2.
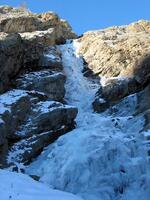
0;169;83;200
26;40;150;200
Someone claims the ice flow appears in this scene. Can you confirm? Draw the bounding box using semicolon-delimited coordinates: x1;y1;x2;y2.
26;40;150;200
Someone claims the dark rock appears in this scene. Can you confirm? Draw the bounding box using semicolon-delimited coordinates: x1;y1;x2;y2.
8;125;76;165
0;89;78;167
0;33;24;93
143;110;150;131
136;85;150;114
0;90;32;140
30;175;40;181
135;85;150;130
93;96;109;113
16;71;66;102
17;101;78;136
39;46;63;70
93;77;141;113
0;141;8;168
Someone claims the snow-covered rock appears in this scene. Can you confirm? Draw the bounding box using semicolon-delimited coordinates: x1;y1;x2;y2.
16;71;66;101
40;46;63;70
0;89;32;139
0;89;77;167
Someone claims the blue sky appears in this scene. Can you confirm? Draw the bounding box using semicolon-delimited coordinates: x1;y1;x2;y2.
0;0;150;34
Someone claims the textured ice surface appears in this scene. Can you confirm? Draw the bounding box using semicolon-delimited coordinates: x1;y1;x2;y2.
26;40;150;200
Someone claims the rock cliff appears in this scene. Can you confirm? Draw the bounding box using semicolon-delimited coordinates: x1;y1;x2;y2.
78;20;150;112
0;6;77;167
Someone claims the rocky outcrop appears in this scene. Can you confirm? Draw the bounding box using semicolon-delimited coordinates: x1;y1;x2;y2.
0;90;77;167
8;125;75;165
0;33;24;93
93;77;140;112
0;6;78;168
0;6;76;93
0;6;75;36
0;6;76;42
78;20;150;112
135;85;150;130
15;71;66;102
7;99;77;165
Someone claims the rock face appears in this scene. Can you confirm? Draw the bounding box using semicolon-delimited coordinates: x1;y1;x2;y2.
136;85;150;130
0;6;78;168
0;90;77;167
15;71;66;102
0;33;24;93
6;96;77;165
78;20;150;112
0;6;76;40
0;6;76;93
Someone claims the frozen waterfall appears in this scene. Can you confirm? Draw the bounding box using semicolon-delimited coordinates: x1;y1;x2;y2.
26;40;150;200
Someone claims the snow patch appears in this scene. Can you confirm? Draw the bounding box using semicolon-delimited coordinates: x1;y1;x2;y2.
0;90;27;114
0;170;82;200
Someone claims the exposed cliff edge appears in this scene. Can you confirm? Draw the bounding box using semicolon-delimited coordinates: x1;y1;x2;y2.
0;6;77;168
77;20;150;112
0;5;76;93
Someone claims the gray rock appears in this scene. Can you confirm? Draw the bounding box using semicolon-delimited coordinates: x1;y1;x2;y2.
93;77;139;112
16;71;66;102
0;33;24;93
92;96;109;113
39;46;63;70
0;89;78;167
135;85;150;130
78;20;150;113
0;90;32;140
8;125;75;165
0;141;8;168
16;101;77;137
0;6;76;41
136;85;150;114
0;119;6;146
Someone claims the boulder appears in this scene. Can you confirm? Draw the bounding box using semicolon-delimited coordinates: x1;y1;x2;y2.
7;100;77;165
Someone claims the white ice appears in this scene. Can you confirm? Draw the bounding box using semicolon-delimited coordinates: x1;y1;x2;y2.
26;40;150;200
